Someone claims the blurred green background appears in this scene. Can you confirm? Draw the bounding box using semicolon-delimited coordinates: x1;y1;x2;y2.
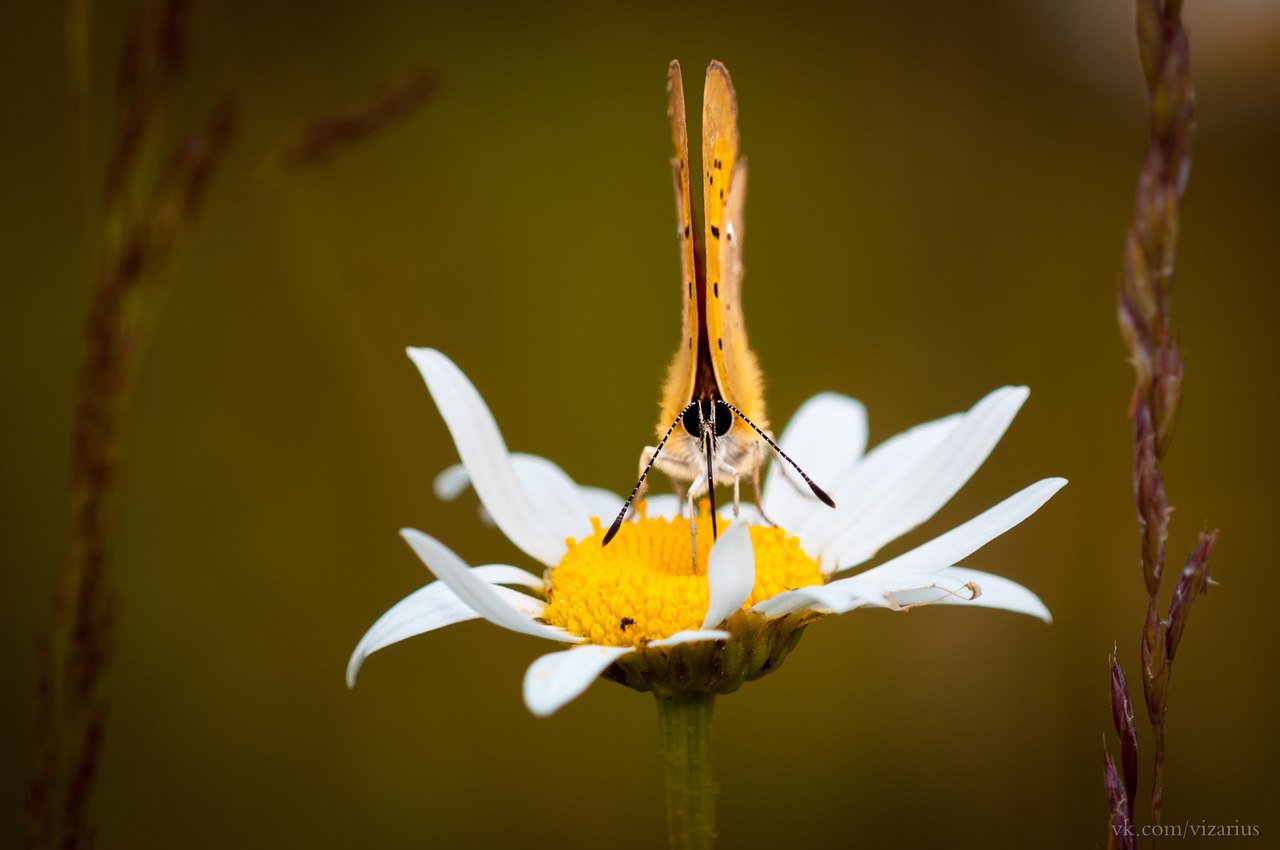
4;1;1279;847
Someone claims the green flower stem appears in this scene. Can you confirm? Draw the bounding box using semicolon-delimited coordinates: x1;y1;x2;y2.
656;692;717;850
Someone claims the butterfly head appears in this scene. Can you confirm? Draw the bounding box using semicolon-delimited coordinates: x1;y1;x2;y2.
682;397;733;441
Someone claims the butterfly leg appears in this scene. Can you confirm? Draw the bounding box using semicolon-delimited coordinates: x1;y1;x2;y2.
686;484;699;564
671;477;688;518
750;468;778;527
710;459;742;519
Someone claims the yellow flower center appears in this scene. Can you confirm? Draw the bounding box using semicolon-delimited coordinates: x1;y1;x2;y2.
542;502;823;648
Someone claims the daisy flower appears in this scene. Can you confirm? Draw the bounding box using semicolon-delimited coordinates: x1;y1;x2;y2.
347;348;1065;718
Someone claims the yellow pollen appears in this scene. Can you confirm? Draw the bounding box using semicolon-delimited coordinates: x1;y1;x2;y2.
542;501;823;648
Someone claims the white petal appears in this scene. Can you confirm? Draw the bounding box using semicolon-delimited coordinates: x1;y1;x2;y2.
702;523;756;630
752;578;894;618
505;454;595;541
874;572;983;609
436;455;622;535
749;591;806;618
348;585;476;688
757;477;1063;619
821;387;1030;571
523;644;632;717
407;348;566;566
578;486;626;524
824;569;1051;621
649;629;730;647
345;565;545;687
850;477;1066;583
822;579;900;612
794;573;979;616
762;393;867;529
400;529;582;644
929;567;1052;622
755;555;1055;625
796;413;962;562
833;415;963;511
433;463;472;501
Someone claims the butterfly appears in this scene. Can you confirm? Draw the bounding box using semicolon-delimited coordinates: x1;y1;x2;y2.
603;60;834;550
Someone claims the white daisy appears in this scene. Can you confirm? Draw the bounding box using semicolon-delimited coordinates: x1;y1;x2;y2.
347;348;1065;716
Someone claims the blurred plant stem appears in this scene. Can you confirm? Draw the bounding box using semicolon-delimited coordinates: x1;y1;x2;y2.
657;693;717;850
27;1;433;843
1105;1;1218;847
276;70;436;170
27;3;233;848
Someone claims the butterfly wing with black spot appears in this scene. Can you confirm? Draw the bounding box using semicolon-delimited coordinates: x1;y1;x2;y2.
702;61;766;431
659;60;701;438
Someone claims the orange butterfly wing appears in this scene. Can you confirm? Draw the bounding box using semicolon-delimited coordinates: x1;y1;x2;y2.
658;60;700;438
702;61;766;431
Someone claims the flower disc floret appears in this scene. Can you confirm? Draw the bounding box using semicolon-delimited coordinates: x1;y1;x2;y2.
543;503;823;649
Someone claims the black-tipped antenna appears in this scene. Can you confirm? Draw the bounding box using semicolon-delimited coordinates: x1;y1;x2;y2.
602;401;697;547
720;400;837;508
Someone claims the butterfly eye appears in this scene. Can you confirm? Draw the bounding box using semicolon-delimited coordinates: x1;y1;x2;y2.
713;400;733;437
681;404;702;436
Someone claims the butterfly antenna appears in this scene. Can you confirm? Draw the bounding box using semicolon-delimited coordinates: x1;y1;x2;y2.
720;400;837;508
703;412;719;541
603;401;697;547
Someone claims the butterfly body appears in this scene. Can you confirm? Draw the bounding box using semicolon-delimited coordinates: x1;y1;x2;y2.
602;60;833;549
652;60;766;498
